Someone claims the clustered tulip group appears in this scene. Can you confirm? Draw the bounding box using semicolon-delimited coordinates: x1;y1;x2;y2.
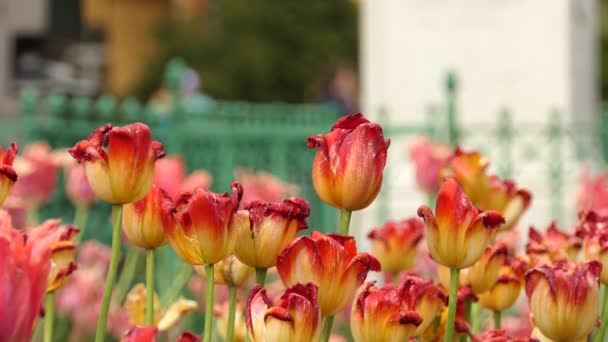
3;111;608;342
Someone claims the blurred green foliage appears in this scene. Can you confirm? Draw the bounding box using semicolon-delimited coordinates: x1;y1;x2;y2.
136;0;358;102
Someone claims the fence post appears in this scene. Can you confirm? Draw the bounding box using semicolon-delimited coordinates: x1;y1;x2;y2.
548;109;564;224
376;106;390;225
445;71;459;147
496;108;513;178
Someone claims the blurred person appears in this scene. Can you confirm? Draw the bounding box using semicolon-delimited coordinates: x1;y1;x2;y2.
320;64;359;116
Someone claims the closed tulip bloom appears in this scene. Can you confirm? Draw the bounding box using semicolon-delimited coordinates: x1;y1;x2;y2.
12;142;58;208
276;231;381;315
477;268;522;312
417;178;505;269
307;113;390;211
0;142;18;207
246;283;321;342
351;282;423;342
122;185;171;249
367;218;424;275
195;254;253;287
408;137;451;193
583;227;608;284
46;226;79;292
398;275;447;335
121;326;158;342
163;183;242;265
69;123;165;204
460;243;508;295
525;261;601;342
233;197;310;269
440;148;490;205
478;176;532;231
65;163;96;207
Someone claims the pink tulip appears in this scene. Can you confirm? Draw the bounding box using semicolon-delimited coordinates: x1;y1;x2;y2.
11;142;58;209
408;136;451;193
154;155;213;199
578;166;608;216
65;163;96;208
235;168;297;204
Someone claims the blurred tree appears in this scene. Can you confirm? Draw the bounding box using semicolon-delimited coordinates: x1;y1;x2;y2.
136;0;359;103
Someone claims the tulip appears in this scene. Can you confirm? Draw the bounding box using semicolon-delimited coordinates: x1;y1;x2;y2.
531;327;586;342
46;226;79;292
408;136;451;194
235;168;298;204
460;243;508;295
121;326;158;342
350;281;423;342
307;113;390;212
195;255;253;287
69;122;165;342
69;123;165;205
0;142;18;207
526;222;581;264
11;142;58;217
163;182;242;342
525;261;601;342
578;166;608;216
417;178;505;269
475;330;537;342
65;162;96;208
246;282;321;342
122;185;171;249
232;197;310;285
0;211;64;342
477;176;532;231
440;148;490;205
154;155;213;199
575;210;608;240
583;227;608;284
478;263;524;329
367;218;424;278
177;332;202;342
215;300;248;342
277;231;380;316
418;178;504;342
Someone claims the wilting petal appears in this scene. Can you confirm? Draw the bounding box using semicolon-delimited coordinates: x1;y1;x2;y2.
157;298;198;331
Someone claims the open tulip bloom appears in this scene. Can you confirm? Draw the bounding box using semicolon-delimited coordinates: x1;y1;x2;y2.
0;142;18;207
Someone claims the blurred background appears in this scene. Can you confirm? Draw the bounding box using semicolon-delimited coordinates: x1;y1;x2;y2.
0;0;606;250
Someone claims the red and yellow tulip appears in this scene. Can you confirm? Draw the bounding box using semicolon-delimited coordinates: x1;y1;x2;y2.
122;184;171;249
0;142;18;207
367;218;424;275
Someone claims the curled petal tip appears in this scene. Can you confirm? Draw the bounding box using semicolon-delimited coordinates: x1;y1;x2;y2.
417;205;434;221
481;210;505;228
391;311;423;326
330;113;369;131
152;141;166;160
306;135;323;149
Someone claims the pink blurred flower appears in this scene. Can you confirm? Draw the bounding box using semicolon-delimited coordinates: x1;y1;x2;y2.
578;166;608;216
408;136;451;193
65;163;96;208
11;142;58;209
154;155;212;199
120;326;158;342
0;211;69;342
235;168;297;204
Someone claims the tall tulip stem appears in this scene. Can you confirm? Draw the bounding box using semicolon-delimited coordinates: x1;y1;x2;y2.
73;206;89;243
204;263;215;342
595;285;608;342
95;205;123;342
145;249;155;325
493;310;501;329
339;209;352;235
43;291;55;342
470;302;480;333
255;268;268;287
460;298;472;342
320;316;335;342
444;267;460;342
226;285;237;342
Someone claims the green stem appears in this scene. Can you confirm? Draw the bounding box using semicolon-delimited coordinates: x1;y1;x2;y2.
73;206;89;243
255;268;268;287
319;316;335;342
43;291;55;342
27;206;39;227
460;299;472;342
160;263;194;309
95;205;122;342
470;302;480;333
145;249;155;325
204;263;215;342
115;247;142;305
595;285;608;342
493;310;501;330
444;267;460;342
339;209;352;235
226;285;237;342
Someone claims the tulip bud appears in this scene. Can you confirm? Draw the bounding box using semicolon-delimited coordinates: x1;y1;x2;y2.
69;123;165;204
233;197;310;269
307;113;390;211
440;148;490;205
417;178;505;269
246;283;321;342
195;255;253;287
122;185;171;249
351;282;423;342
65;163;96;208
367;218;424;275
525;261;601;342
477;269;521;312
46;226;79;292
460;243;508;295
163;183;242;265
0;142;18;207
276;231;381;315
478;176;532;231
583;227;608;284
408;137;451;194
